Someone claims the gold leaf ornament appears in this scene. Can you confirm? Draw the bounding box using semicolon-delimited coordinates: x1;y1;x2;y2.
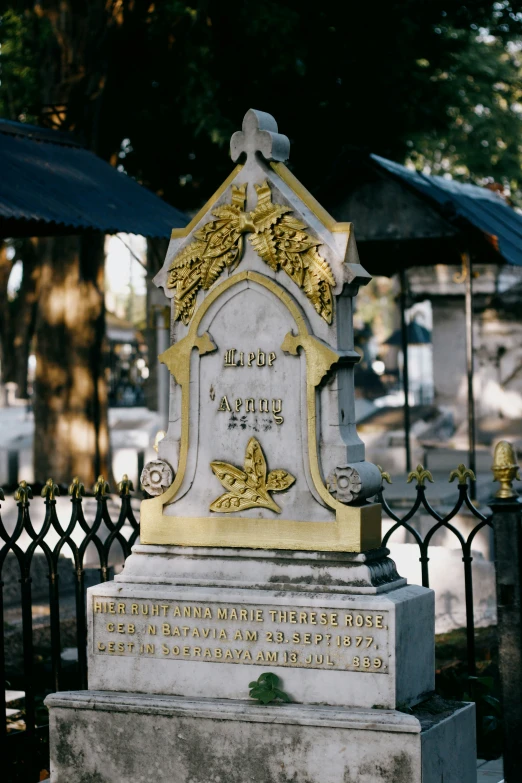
168;184;247;324
210;437;295;514
167;181;335;324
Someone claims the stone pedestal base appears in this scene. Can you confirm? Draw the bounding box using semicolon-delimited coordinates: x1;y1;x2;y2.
46;690;476;783
87;545;433;711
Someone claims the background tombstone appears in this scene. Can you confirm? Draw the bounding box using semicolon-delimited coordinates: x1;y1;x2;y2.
46;110;476;783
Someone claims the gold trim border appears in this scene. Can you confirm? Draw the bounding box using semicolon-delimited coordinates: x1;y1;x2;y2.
140;271;381;552
141;506;382;553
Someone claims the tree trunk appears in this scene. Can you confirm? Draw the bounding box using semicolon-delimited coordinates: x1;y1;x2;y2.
33;233;109;487
0;241;14;394
12;239;43;397
0;239;47;398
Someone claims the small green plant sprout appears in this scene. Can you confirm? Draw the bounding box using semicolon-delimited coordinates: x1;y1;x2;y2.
248;672;291;705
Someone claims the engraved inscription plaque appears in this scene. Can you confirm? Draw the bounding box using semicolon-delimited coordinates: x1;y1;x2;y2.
93;597;391;673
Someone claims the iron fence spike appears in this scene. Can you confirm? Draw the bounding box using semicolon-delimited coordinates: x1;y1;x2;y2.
68;476;85;498
406;464;434;487
41;477;60;501
118;474;134;495
93;474;110;497
14;480;33;503
376;465;392;485
449;463;476;486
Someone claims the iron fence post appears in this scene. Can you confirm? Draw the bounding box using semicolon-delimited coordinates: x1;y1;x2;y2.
463;251;477;500
399;268;412;473
490;495;522;782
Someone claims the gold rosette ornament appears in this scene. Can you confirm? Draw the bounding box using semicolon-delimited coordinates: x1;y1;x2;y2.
167;181;335;325
209;437;295;513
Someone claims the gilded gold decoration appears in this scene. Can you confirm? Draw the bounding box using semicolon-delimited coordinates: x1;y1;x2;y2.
160;332;216;386
41;478;60;501
153;430;166;453
69;476;85;499
118;474;134;495
449;464;476;486
210;437;295;514
93;475;110;498
167;181;335;324
492;440;520;499
407;464;434;488
146;271;382;552
377;465;392;485
14;480;33;504
280;332;340;387
248;181;335;323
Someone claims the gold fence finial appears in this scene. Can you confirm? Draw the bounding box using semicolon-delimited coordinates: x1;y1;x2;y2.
41;478;60;501
407;464;434;488
377;465;392;485
449;463;476;486
68;476;85;499
492;440;520;499
118;474;134;495
14;480;33;504
94;475;110;498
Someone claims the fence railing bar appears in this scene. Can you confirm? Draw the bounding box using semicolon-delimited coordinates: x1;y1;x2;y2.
46;499;63;693
0;578;6;748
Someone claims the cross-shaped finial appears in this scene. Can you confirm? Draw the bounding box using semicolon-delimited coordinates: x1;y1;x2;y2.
230;109;290;163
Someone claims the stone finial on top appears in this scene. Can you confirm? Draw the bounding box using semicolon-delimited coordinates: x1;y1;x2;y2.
230;109;290;163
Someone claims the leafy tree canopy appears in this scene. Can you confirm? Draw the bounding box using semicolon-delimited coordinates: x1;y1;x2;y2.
1;1;522;207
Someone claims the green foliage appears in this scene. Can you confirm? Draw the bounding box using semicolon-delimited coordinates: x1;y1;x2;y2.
0;10;53;123
249;672;291;705
406;29;522;201
2;2;522;207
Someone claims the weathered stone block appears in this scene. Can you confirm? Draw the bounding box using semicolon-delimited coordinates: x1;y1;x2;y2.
45;691;476;783
86;576;434;710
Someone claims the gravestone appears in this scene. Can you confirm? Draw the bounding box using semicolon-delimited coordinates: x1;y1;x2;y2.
46;110;476;783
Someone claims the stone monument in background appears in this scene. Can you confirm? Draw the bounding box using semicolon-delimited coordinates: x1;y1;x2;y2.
46;110;476;782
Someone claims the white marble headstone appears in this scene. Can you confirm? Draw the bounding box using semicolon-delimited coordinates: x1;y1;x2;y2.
141;109;382;552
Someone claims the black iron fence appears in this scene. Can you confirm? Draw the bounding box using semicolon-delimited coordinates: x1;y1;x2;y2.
378;463;490;678
1;457;521;781
1;475;139;782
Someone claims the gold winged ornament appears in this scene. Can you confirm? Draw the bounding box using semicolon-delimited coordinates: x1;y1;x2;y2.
167;181;335;324
209;437;295;513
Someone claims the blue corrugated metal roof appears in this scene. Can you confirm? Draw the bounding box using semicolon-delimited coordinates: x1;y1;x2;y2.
0;120;187;237
371;153;522;267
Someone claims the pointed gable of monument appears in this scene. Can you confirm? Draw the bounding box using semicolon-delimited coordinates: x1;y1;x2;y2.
143;109;382;552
